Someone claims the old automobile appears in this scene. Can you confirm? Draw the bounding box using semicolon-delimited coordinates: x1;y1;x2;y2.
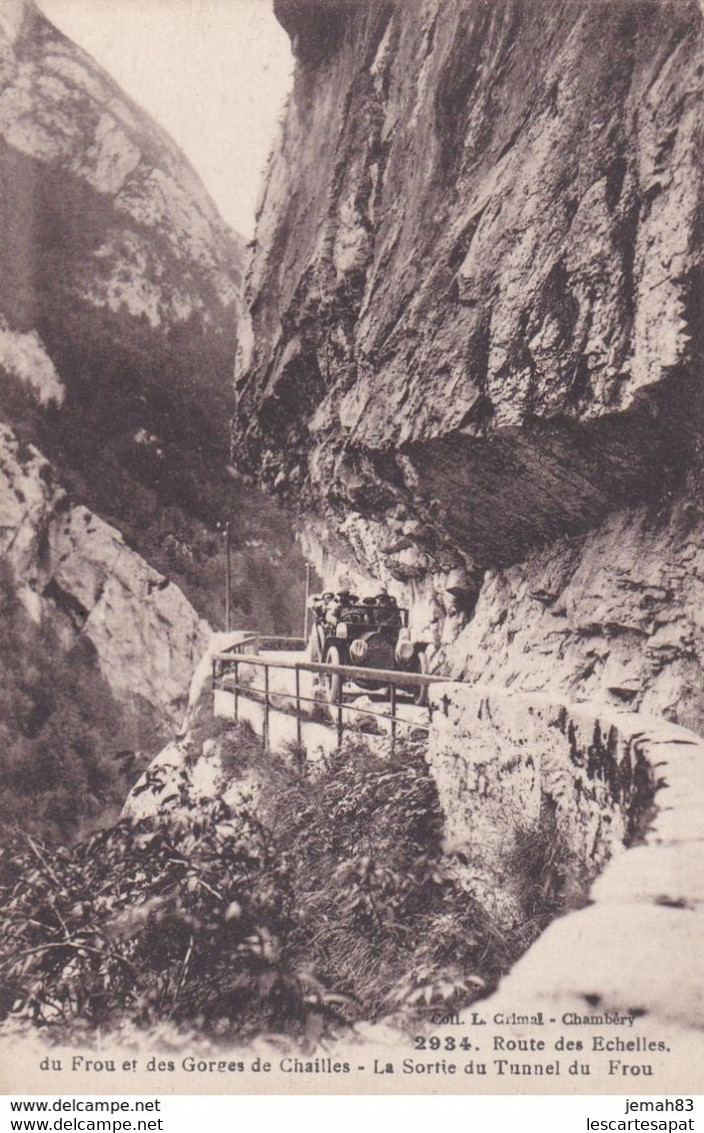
308;589;429;706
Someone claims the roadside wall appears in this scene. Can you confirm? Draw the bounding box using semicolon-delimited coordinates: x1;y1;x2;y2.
219;673;704;1036
424;684;704;1039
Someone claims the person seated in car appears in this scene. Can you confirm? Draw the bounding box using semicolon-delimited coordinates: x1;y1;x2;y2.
336;588;360;615
323;592;341;625
374;586;400;624
308;594;326;619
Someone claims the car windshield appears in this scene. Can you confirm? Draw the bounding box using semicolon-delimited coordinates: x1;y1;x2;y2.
311;594;406;628
341;602;402;626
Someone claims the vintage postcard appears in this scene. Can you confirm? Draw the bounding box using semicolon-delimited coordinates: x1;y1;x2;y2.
0;0;702;1099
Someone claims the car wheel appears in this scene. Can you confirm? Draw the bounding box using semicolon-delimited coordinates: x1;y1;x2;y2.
308;625;323;664
325;645;342;704
413;649;429;707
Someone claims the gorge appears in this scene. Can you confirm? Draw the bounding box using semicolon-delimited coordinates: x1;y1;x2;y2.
235;0;704;729
0;0;703;1075
0;0;304;836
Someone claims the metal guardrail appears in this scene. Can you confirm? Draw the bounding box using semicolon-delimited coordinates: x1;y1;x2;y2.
212;650;450;755
258;635;307;651
221;634;260;655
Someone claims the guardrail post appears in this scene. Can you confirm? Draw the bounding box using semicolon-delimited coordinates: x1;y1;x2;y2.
213;652;441;754
264;663;270;750
295;665;302;751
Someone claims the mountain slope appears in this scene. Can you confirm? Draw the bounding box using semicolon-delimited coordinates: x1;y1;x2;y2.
0;0;305;837
0;0;246;594
0;0;307;635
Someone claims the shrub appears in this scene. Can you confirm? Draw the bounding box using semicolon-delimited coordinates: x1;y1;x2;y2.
0;791;342;1042
506;795;592;952
0;726;583;1044
261;738;496;1023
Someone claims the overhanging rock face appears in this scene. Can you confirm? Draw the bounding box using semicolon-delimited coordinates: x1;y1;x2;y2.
234;0;704;727
235;0;703;572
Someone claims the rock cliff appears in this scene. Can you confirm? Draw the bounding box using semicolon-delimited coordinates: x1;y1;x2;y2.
0;0;247;766
0;421;210;725
235;0;704;727
0;0;309;763
0;0;249;628
1;0;242;341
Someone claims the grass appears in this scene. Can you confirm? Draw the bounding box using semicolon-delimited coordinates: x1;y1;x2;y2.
199;722;570;1027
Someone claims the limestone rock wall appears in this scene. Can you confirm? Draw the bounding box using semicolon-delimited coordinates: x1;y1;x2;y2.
0;0;247;632
235;0;704;725
442;501;704;732
0;421;210;725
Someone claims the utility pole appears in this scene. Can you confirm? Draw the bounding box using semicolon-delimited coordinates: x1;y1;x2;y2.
225;520;231;633
303;562;312;642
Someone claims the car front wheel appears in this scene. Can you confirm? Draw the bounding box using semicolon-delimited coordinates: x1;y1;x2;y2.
325;644;343;704
413;649;429;707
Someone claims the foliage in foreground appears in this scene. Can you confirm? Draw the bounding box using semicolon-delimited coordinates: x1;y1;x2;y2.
0;797;313;1042
263;740;502;1021
0;728;572;1045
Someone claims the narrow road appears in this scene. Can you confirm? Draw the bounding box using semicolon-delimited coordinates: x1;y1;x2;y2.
231;648;430;730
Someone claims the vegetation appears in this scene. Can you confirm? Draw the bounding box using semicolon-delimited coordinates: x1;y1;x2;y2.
507;797;590;938
0;138;307;637
0;722;578;1045
0;346;306;638
262;738;501;1020
0;560;157;846
0;142;307;847
0;794;306;1039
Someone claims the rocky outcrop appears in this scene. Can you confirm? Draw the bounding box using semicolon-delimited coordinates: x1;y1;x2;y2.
0;421;210;725
443;501;704;732
123;632;267;823
0;0;247;627
234;0;704;724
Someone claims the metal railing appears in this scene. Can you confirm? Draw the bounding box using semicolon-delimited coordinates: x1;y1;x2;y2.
222;634;260;655
212;651;451;756
258;635;307;651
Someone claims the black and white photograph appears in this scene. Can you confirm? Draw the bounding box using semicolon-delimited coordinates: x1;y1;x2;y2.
0;0;703;1098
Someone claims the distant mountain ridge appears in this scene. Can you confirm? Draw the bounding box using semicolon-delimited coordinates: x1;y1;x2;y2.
0;0;305;838
0;0;244;329
0;0;248;566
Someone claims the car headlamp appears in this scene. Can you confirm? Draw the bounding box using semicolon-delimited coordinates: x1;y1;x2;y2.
350;638;369;662
395;639;415;664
